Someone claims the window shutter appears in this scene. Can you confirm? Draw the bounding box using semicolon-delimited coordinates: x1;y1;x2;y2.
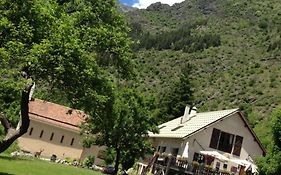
210;128;220;149
233;135;243;156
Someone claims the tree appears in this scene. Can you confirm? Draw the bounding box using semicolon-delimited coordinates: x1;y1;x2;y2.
157;64;194;122
0;0;134;154
82;88;158;174
257;108;281;175
0;69;33;153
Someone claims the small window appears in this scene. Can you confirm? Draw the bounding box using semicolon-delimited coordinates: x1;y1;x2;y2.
60;135;64;143
160;146;166;153
50;133;54;141
171;126;183;131
39;130;44;138
223;163;228;169
193;152;205;163
29;127;33;135
159;126;166;129
70;138;74;146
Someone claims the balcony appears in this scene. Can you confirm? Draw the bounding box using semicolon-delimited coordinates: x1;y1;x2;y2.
139;154;234;175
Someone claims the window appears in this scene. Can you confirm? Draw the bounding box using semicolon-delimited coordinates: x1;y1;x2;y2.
160;146;166;153
70;138;74;146
50;133;54;141
39;130;44;138
159;126;166;129
223;163;228;169
60;135;64;143
193;152;205;163
29;128;33;136
171;148;179;156
218;131;234;153
233;136;243;156
209;128;243;155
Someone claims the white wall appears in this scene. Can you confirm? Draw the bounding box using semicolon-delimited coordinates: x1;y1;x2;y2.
151;137;184;155
18;119;104;162
185;113;263;161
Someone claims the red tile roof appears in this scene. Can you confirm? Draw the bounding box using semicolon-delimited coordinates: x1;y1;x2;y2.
28;99;86;131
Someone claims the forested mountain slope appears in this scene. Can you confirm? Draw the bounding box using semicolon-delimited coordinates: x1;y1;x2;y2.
125;0;281;146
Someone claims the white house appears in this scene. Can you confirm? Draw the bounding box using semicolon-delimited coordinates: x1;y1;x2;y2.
148;106;265;174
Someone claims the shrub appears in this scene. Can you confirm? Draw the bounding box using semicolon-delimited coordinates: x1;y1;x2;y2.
83;155;95;168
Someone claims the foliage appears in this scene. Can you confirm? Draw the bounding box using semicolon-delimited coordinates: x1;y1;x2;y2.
257;108;281;175
125;0;281;147
155;64;194;122
83;88;158;171
271;108;281;148
0;0;133;143
257;145;281;175
104;148;116;165
130;22;221;53
83;155;95;168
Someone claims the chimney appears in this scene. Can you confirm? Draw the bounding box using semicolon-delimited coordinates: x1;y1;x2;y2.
181;106;197;124
189;106;197;118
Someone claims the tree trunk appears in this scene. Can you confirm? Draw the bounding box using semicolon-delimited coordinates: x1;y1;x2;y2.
114;148;121;175
0;77;33;153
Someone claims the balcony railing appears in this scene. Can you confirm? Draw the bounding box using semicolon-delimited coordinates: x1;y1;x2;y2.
143;154;233;175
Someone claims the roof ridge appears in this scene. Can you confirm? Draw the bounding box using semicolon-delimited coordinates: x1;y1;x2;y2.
33;98;83;112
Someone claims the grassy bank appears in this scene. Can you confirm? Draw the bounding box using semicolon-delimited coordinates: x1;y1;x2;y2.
0;154;102;175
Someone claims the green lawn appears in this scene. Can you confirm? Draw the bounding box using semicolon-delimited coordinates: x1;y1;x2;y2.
0;155;102;175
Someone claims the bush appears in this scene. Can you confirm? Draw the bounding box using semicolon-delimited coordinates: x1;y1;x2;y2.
83;155;95;168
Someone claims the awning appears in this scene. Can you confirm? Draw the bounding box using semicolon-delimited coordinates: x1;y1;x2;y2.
182;142;189;158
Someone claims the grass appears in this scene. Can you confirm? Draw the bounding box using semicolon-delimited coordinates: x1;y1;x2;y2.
0;154;102;175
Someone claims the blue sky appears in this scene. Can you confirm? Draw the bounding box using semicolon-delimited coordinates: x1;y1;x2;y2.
119;0;138;6
119;0;185;9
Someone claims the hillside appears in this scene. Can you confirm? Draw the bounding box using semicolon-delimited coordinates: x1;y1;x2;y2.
125;0;281;146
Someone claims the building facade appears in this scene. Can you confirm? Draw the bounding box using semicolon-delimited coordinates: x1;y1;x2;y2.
148;106;265;174
18;99;105;164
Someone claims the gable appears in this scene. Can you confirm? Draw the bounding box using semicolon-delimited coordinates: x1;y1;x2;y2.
149;107;266;156
185;112;266;156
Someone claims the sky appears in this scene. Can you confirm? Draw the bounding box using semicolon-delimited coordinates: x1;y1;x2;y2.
119;0;185;9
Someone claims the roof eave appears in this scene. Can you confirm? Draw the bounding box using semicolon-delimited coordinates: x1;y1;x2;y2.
237;111;267;156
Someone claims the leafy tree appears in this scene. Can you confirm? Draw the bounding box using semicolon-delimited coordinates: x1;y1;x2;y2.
0;0;134;156
272;109;281;149
257;108;281;175
82;88;158;173
0;68;33;153
157;64;194;122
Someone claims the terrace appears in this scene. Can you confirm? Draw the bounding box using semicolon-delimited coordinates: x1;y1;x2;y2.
138;152;256;175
